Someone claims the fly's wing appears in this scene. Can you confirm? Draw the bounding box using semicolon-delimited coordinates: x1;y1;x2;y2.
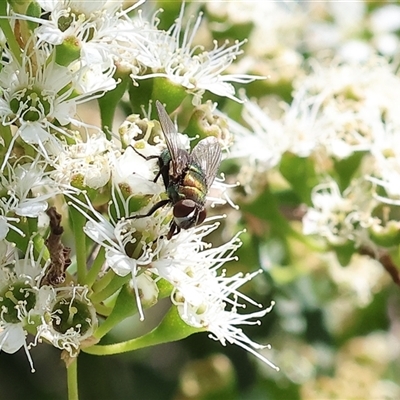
155;101;189;178
190;136;222;189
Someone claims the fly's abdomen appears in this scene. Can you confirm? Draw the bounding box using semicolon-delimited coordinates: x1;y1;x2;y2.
180;164;207;204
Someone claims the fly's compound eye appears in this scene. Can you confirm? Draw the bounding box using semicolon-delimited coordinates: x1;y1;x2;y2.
173;199;196;218
173;199;204;229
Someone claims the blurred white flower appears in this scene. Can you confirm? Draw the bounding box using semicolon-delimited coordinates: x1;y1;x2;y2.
303;180;375;247
288;58;400;160
364;119;400;205
326;253;387;307
369;4;400;56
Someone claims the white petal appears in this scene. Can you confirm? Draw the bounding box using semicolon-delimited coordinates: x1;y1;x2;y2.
106;249;134;276
19;122;50;144
15;200;48;217
0;324;26;354
0;217;10;241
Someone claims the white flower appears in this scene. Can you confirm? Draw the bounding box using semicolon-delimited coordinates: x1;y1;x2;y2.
34;0;146;68
132;5;262;104
149;225;278;370
287;57;400;160
366;123;400;205
2;159;58;217
68;193;161;320
228;98;288;168
370;5;400;56
303;181;375;247
0;45;116;163
36;286;98;356
111;146;162;196
203;297;277;371
0;240;48;371
0;158;62;240
224;97;288;192
70;190;277;367
52;131;114;189
0;51;73;160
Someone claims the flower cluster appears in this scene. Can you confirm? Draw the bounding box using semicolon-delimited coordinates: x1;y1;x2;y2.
224;55;400;255
0;0;276;382
3;0;400;398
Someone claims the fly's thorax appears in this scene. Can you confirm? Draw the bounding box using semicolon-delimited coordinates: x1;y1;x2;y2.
157;149;171;189
160;149;171;166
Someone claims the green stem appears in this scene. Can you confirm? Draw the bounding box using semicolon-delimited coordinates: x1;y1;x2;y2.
82;246;106;288
90;273;130;304
0;2;22;64
67;358;79;400
94;302;111;317
92;269;114;293
83;306;202;356
0;124;13;152
68;206;87;283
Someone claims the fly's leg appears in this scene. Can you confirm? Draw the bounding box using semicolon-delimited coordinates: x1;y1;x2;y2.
167;221;180;240
126;198;170;220
131;146;169;186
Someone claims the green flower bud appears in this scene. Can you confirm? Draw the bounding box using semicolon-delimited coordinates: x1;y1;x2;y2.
369;220;400;247
55;36;81;67
369;205;400;247
26;1;41;31
151;77;187;113
186;101;232;145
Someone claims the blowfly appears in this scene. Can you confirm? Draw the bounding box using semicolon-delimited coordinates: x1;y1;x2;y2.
130;100;222;239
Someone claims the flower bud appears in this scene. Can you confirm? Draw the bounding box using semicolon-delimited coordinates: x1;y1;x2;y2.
151;77;187;112
186;101;232;146
55;37;81;67
369;220;400;247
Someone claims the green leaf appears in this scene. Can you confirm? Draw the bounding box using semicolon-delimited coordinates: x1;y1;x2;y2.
333;151;365;191
94;283;141;339
279;152;318;205
84;306;202;355
331;241;356;266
